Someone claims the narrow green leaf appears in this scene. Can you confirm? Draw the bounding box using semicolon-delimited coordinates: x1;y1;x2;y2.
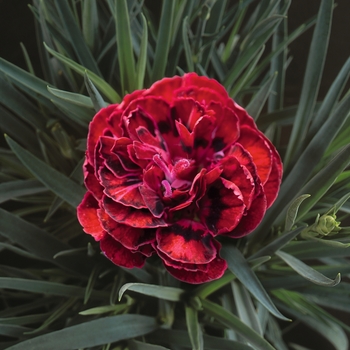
0;278;88;298
115;0;137;94
148;329;254;350
79;303;129;316
249;226;306;261
285;194;311;231
54;0;101;76
119;283;184;302
276;251;341;287
128;339;170;350
136;14;148;90
6;136;85;208
221;245;289;321
308;57;350;141
182;16;194;72
0;324;32;339
151;0;175;82
84;72;108;111
284;0;334;167
82;0;98;51
232;281;263;335
47;86;94;108
6;315;158;350
185;305;203;350
246;72;277;121
44;43;120;102
202;299;276;350
325;191;350;216
0;179;47;203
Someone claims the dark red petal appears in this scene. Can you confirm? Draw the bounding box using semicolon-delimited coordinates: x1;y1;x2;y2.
192;115;216;154
156;220;216;264
139;185;165;218
220;156;255;209
145;76;183;103
164;255;227;284
87;105;116;165
77;192;105;241
157;249;209;272
100;234;146;268
208;103;240;151
263;156;282;208
98;209;155;249
200;178;245;234
231;100;257;129
172;98;204;132
83;159;104;200
226;188;267;238
183;73;230;102
103;195;167;228
204;166;223;185
175;120;194;155
237;126;272;184
99;168;145;209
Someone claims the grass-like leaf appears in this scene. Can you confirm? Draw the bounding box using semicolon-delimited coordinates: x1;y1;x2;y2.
115;0;137;94
284;194;311;231
6;315;158;350
284;0;334;167
6;136;85;208
202;299;275;350
84;72;108;112
276;251;341;287
185;305;203;350
119;283;184;302
221;245;289;321
44;43;120;102
136;14;148;90
151;0;175;82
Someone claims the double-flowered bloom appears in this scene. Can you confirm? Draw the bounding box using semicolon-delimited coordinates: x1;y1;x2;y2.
77;73;282;283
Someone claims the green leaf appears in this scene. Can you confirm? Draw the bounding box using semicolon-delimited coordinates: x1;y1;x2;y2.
275;250;341;287
44;43;120;102
115;0;137;94
151;0;175;82
84;72;108;111
249;226;305;261
148;329;255;350
6;136;85;208
221;245;289;321
47;86;94;108
0;208;91;274
136;14;149;90
182;16;194;72
232;281;263;335
185;305;203;350
285;194;311;231
6;315;158;350
54;0;101;76
307;57;350;142
82;0;98;51
0;179;47;204
245;72;277;120
0;278;93;298
201;299;275;350
284;0;334;167
128;339;170;350
119;283;184;302
79;303;129;316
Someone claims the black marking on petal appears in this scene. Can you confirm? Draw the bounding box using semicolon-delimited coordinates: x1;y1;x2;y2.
158;120;172;134
212;137;226;152
194;138;209;149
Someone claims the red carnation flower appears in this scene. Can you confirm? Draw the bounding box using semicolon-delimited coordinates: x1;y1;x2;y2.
77;73;282;284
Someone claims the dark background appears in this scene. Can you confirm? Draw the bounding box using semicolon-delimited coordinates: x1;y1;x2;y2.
0;1;349;349
0;0;349;104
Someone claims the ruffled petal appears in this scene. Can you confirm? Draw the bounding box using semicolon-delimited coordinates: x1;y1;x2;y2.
237;126;272;184
103;195;167;228
156;220;216;264
164;255;227;284
200;178;245;234
98;209;155;249
100;234;146;268
77;192;105;241
99;168;145;209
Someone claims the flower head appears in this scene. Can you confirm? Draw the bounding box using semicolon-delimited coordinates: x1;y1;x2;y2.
77;73;283;283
